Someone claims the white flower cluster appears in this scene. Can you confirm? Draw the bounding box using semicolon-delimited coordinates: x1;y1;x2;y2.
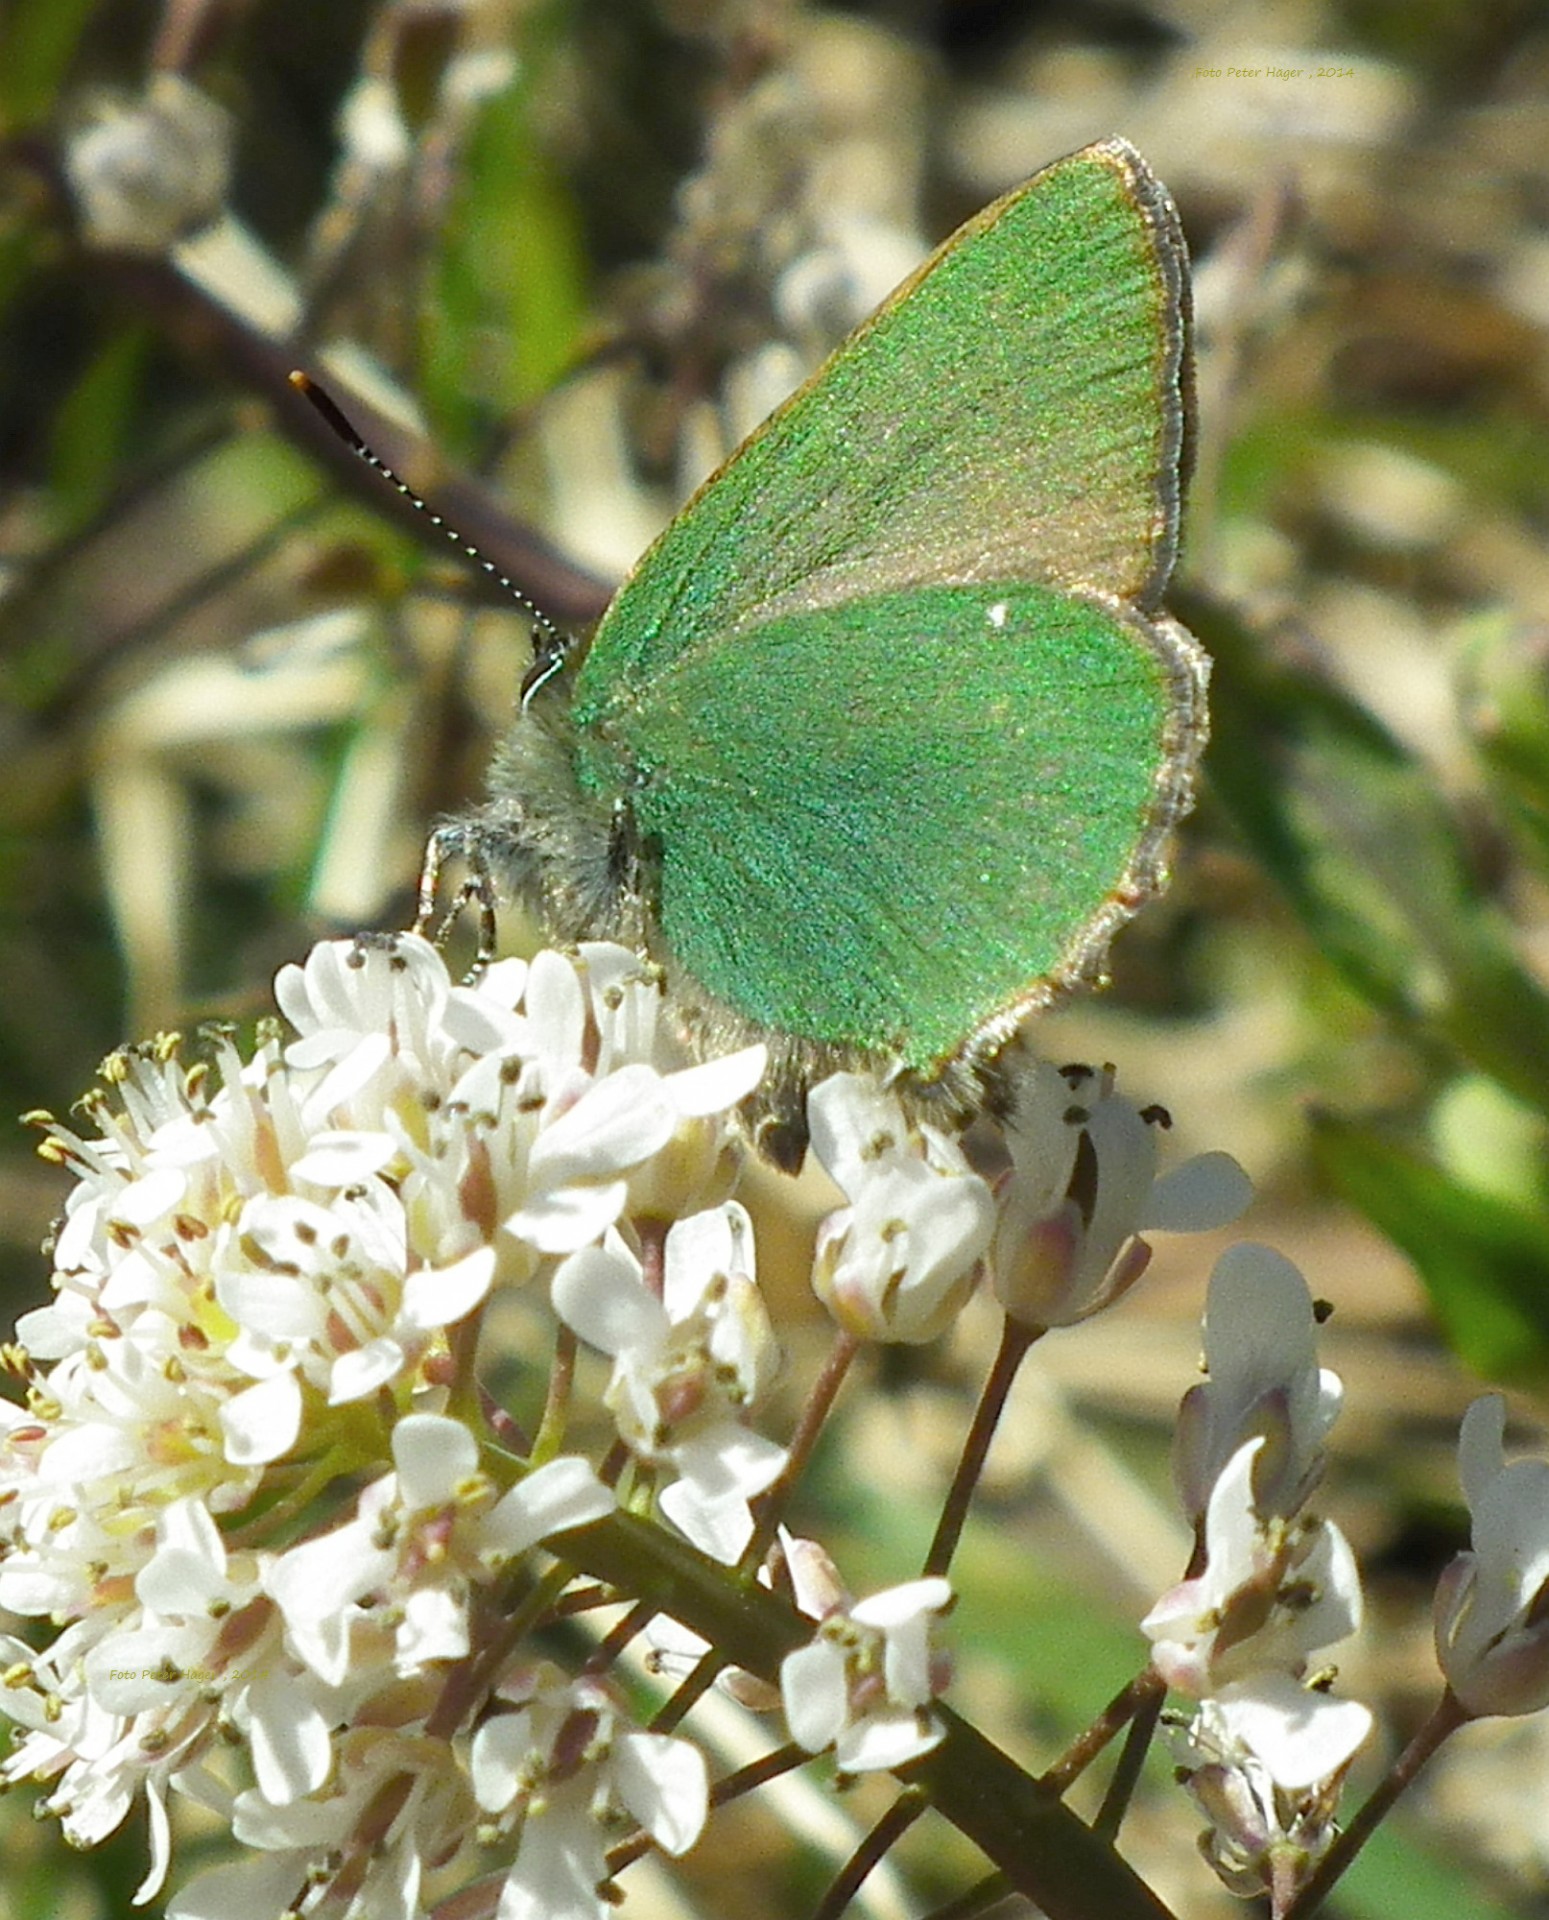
0;930;1323;1920
0;937;763;1918
1144;1246;1371;1897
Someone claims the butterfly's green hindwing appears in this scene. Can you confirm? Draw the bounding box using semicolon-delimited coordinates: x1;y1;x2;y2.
573;581;1201;1071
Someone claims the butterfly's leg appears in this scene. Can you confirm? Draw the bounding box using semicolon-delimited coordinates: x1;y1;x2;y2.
605;796;653;948
415;824;501;969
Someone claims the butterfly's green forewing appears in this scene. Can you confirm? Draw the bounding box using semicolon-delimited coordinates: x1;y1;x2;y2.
564;137;1205;1080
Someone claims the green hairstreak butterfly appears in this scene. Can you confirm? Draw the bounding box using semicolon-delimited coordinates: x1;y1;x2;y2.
437;136;1207;1167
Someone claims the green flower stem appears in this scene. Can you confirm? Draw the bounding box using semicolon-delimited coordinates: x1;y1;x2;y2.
1284;1686;1470;1919
924;1315;1036;1578
552;1508;1177;1920
224;1435;378;1550
530;1320;577;1463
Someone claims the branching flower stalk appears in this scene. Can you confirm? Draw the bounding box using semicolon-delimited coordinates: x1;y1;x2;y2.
0;931;1535;1920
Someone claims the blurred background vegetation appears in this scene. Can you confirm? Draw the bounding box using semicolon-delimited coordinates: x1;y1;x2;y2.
2;1;1549;1916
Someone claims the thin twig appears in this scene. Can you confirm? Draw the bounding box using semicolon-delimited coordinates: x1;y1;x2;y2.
531;1322;577;1462
810;1788;929;1920
1095;1682;1164;1838
743;1329;859;1571
1041;1669;1166;1795
924;1316;1035;1578
916;1869;1011;1920
1284;1688;1470;1919
651;1644;729;1733
605;1743;810;1874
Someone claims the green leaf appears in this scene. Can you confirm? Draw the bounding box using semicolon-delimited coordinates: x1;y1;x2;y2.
1339;1815;1523;1920
46;327;153;529
420;33;588;445
1184;588;1549;1119
0;0;97;127
1311;1110;1549;1381
1458;609;1549;871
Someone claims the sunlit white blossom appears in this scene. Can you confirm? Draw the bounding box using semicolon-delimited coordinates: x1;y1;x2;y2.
169;1723;477;1920
553;1202;784;1558
1169;1696;1358;1903
1144;1438;1365;1704
63;73;232;251
268;1413;612;1685
808;1075;994;1344
471;1665;708;1920
781;1576;953;1772
0;934;753;1904
1436;1394;1549;1718
1173;1242;1343;1524
991;1060;1251;1328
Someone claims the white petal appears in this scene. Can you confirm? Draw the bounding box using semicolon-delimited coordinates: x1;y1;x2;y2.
36;1417;139;1485
135;1778;172;1903
328;1337;404;1402
232;1783;351;1848
658;1481;753;1564
524;948;588;1070
471;1708;533;1812
393;1412;478;1509
663;1202;754;1318
86;1624;195;1712
530;1064;678;1181
112;1165;188;1229
13;1293;93;1358
1458;1394;1508;1511
483;1457;615;1559
552;1244;664;1358
136;1545;224;1617
836;1707;944;1773
672;1428;786;1503
664;1046;767;1117
247;1667;332;1803
781;1639;849;1752
162;1492;226;1561
289;1129;397;1185
1145;1151;1254;1232
495;1817;606;1920
217;1264;320;1341
400;1245;497;1330
613;1731;708;1854
444;976;527;1053
221;1370;302;1465
1212;1674;1373;1789
510;1178;629;1255
902;1172;995;1284
807;1074;907;1195
166;1852;310;1920
398;1582;469;1664
850;1576;952;1631
300;1030;394;1116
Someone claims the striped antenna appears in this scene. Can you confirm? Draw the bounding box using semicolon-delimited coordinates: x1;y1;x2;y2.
288;370;566;659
